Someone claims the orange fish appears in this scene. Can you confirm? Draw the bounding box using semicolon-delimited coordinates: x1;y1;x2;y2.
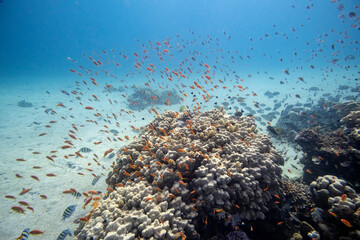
151;108;159;116
228;169;232;178
274;194;280;199
103;148;114;158
306;169;312;174
177;149;187;153
341;194;347;201
84;106;94;110
31;175;40;181
82;196;93;209
11;206;25;214
18;201;30;206
5;195;16;199
40;194;47;199
328;211;337;218
29;230;45;235
340;219;352;227
19;188;32;195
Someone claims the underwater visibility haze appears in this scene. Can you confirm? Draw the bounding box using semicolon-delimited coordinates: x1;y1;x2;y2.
0;0;359;239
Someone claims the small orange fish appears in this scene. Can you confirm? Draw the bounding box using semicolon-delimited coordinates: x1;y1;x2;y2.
30;175;40;181
178;232;186;240
40;194;47;199
177;172;183;180
305;169;312;174
228;169;232;178
11;206;25;214
61;145;72;149
277;221;284;225
177;149;187;153
103;148;114;158
82;196;93;209
179;181;186;186
88;190;99;195
340;219;352;227
341;194;347;201
19;188;32;195
84;106;94;110
328;211;337;217
5;195;16;199
151;108;159;116
18;201;30;206
123;170;131;177
29;230;45;235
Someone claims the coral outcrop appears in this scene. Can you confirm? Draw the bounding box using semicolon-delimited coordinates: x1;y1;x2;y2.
126;87;180;110
295;108;360;185
309;175;360;239
76;108;284;239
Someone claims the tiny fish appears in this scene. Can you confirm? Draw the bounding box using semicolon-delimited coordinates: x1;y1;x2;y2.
62;205;76;220
340;218;352;227
71;191;82;199
11;206;26;214
61;90;70;96
340;161;351;167
57;229;72;240
17;228;30;240
290;164;299;170
92;175;101;186
79;147;92;153
29;229;45;235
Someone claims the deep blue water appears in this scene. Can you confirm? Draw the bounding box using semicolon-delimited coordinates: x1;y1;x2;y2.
0;0;358;83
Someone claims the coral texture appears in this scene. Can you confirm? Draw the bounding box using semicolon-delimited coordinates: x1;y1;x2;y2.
310;175;360;239
77;109;284;239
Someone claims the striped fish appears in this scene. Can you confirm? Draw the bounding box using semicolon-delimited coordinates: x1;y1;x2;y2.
57;229;72;240
17;228;30;240
62;205;76;221
92;175;101;186
79;147;92;153
71;191;82;199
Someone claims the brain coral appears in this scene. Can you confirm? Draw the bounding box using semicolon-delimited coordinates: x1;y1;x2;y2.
77;108;284;239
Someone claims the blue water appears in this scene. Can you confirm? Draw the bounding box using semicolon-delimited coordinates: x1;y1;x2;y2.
1;0;358;82
0;0;359;239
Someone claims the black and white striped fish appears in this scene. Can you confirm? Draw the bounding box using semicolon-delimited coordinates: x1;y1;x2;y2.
62;205;76;221
79;147;92;153
71;191;82;199
57;229;72;240
17;228;30;240
92;175;101;186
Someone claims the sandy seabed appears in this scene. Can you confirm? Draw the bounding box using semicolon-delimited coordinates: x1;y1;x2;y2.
0;69;354;239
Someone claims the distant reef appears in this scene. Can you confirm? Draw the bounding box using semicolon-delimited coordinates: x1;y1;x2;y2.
17;100;33;108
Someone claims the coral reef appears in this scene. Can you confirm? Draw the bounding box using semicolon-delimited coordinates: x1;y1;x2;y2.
275;100;360;141
126;87;180;110
295;109;360;186
282;180;315;221
76;108;285;239
309;175;360;239
17;100;33;107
